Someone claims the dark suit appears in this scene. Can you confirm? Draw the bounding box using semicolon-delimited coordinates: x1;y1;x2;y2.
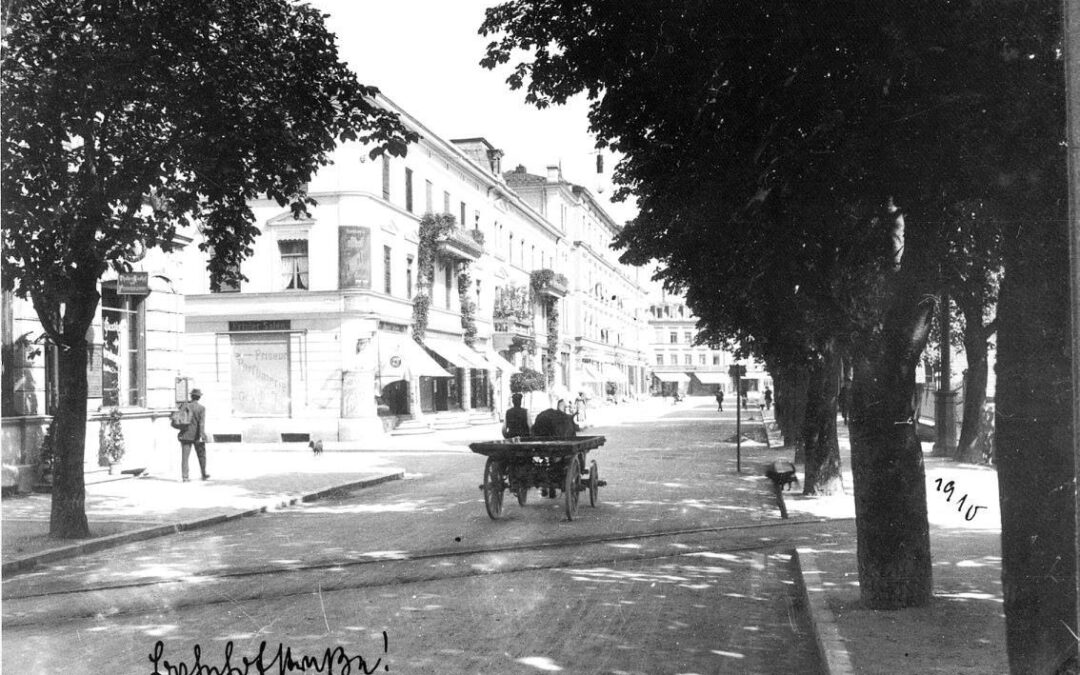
178;399;207;480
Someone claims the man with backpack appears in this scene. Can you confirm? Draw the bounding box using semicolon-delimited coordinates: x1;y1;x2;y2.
174;388;208;482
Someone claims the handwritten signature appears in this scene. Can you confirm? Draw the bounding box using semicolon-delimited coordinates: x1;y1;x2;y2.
149;633;388;675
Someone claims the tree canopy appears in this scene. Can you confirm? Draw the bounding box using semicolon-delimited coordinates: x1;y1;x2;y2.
481;0;1067;612
1;0;417;537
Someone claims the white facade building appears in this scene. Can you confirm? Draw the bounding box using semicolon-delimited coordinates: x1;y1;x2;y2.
178;95;649;442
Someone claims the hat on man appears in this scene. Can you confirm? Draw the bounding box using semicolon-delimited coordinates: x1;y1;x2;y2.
190;389;203;399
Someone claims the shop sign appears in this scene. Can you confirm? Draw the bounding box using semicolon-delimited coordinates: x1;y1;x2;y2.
117;271;149;295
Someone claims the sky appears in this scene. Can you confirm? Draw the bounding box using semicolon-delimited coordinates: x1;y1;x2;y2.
311;0;639;225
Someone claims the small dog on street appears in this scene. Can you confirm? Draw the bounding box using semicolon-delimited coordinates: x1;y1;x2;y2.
309;440;323;456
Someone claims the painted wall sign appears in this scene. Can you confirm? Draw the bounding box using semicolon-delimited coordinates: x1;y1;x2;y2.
230;333;290;416
339;226;372;289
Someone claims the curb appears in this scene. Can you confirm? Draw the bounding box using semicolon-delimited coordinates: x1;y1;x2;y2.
794;547;855;675
1;471;404;579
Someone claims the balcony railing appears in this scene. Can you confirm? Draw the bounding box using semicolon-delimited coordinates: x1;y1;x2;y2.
436;227;483;262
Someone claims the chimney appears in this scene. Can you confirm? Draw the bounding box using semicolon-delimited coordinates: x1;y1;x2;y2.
546;165;561;183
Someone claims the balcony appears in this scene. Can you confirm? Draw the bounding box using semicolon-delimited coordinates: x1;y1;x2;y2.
531;269;569;299
436;227;483;262
492;316;533;353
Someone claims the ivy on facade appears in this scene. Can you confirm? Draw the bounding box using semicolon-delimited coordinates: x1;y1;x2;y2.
545;303;559;387
412;212;456;344
529;269;566;387
97;407;125;472
458;263;477;347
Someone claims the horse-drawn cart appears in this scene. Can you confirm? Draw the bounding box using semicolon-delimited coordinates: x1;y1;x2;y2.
469;435;607;520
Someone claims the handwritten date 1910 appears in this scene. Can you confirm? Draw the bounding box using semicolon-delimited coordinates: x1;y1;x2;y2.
933;478;987;521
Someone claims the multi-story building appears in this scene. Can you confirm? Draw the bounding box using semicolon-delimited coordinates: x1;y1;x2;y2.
504;164;651;402
177;94;650;442
646;288;770;400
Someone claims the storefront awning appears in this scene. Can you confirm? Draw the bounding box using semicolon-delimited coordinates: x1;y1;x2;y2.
360;332;451;379
692;371;727;384
425;338;489;370
654;372;691;383
483;350;519;373
602;365;624;382
581;365;604;382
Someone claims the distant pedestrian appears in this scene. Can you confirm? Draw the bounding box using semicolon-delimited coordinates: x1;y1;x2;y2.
177;389;209;482
741;390;748;410
715;390;724;411
763;387;773;410
839;382;851;425
574;391;587;423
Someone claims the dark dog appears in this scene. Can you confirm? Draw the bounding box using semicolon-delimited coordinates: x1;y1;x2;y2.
764;461;800;492
309;440;323;456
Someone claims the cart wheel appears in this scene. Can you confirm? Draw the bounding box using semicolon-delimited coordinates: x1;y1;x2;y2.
516;485;528;506
589;460;599;507
564;455;581;520
483;457;506;519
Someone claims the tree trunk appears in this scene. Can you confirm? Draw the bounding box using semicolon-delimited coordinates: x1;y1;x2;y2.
995;214;1076;674
955;306;990;463
801;345;844;495
849;293;935;609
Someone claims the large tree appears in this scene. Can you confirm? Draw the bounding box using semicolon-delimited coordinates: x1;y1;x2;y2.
481;0;1069;614
1;0;416;538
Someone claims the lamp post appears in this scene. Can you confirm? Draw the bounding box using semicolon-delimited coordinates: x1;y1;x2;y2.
729;363;746;473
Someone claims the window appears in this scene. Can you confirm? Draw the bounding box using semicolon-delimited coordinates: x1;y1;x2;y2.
381;155;391;200
100;287;146;407
684;331;693;344
406;256;414;298
383;245;392;294
460;202;467;229
669;332;678;344
444;264;453;308
279;240;309;290
509;233;514;262
656;354;664;366
713;354;721;366
443;191;450;214
425;180;433;213
405;168;414;212
684;353;692;366
699;353;707;365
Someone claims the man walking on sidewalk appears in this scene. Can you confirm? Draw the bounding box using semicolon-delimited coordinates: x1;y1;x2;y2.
178;389;209;482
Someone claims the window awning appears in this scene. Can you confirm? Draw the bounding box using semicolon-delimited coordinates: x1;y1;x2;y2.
425;339;489;370
692;371;727;384
654;372;690;383
356;332;451;379
483;350;519;373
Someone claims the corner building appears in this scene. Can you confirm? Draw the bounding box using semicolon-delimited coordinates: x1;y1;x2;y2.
179;95;650;442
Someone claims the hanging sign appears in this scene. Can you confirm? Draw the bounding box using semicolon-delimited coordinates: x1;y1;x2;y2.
117;272;149;295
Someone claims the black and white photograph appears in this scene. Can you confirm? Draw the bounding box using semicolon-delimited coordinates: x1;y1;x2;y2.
2;1;1078;673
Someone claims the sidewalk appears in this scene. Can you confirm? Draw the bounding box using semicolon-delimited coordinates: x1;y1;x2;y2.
775;416;1007;674
0;429;448;576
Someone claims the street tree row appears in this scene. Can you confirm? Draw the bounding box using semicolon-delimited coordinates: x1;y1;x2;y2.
479;2;1074;671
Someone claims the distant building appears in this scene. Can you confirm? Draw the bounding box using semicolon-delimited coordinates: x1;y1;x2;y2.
646;287;770;399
